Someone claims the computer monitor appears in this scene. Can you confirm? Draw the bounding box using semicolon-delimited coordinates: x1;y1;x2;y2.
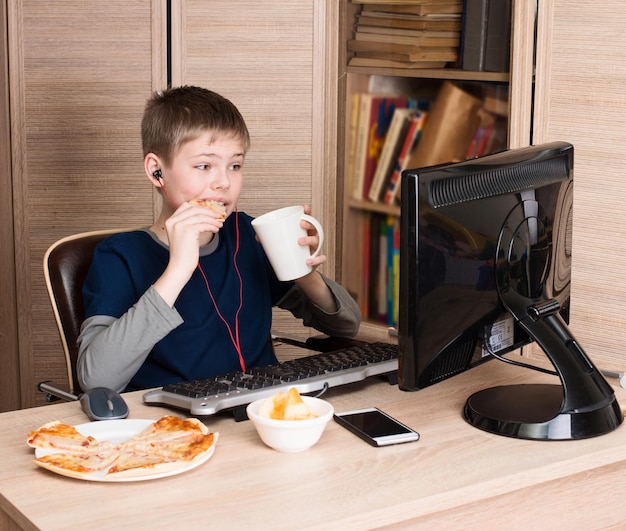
398;141;623;440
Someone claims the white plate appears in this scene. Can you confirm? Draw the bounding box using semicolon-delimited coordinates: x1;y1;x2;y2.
34;418;217;482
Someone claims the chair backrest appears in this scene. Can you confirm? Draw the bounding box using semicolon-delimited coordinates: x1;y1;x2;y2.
43;229;131;394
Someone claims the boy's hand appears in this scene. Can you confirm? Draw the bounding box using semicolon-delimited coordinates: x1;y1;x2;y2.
299;204;327;270
164;201;225;278
294;205;336;312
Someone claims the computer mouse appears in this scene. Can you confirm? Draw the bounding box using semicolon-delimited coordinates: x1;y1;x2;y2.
80;387;129;421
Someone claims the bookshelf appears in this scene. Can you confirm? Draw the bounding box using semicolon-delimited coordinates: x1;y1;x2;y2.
339;0;536;331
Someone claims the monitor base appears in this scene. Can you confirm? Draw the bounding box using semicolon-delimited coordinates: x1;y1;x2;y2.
464;383;623;440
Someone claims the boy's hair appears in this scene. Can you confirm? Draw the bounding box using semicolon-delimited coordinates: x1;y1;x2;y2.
141;86;250;166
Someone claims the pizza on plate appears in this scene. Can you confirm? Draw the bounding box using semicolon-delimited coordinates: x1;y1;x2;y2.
27;415;218;479
27;419;112;453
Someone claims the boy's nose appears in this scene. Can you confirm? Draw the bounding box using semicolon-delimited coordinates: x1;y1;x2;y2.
211;170;230;190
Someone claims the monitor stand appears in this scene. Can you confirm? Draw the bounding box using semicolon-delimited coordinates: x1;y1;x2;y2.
466;203;623;440
464;294;623;440
465;382;622;441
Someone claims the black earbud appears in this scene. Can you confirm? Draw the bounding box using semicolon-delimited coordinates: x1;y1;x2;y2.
153;169;162;180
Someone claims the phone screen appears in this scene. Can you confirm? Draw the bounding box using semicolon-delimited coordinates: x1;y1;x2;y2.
334;408;419;446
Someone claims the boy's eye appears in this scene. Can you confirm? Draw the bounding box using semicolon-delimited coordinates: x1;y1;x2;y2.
197;164;210;170
230;163;242;171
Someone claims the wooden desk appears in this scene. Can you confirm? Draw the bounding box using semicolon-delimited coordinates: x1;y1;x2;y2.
2;359;626;530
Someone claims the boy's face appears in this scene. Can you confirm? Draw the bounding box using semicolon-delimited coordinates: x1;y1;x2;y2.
161;132;245;217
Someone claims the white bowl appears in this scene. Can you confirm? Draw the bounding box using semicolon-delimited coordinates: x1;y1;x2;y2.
246;395;334;453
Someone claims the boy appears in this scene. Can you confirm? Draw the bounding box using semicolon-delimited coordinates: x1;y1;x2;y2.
77;86;361;392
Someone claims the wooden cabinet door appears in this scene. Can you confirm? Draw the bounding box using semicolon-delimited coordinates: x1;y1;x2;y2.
172;1;340;339
533;1;626;369
4;0;165;408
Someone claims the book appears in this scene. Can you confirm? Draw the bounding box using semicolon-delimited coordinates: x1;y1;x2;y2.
342;207;363;310
467;107;508;159
383;109;428;205
351;94;409;200
357;14;462;32
348;38;458;56
351;94;378;200
361;3;463;16
350;94;373;200
354;0;463;3
349;57;448;69
354;27;460;47
466;108;496;158
368;107;415;202
353;210;371;317
482;114;507;154
363;212;376;320
362;213;372;318
460;0;489;71
387;216;400;326
352;47;459;62
354;24;461;40
483;92;508;116
376;216;388;322
405;81;483;169
484;0;512;72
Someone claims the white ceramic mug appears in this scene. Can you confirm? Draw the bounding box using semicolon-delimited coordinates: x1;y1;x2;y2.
251;206;325;281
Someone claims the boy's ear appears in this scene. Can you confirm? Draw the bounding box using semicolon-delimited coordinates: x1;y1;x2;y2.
145;153;163;186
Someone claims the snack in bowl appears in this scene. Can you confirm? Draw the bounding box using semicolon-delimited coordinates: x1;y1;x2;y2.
27;415;218;480
258;387;319;420
246;389;333;453
189;198;226;220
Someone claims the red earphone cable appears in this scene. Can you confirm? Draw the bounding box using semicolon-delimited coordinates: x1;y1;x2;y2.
157;179;246;371
196;213;245;372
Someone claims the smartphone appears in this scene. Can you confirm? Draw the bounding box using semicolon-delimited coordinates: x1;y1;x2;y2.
334;407;419;447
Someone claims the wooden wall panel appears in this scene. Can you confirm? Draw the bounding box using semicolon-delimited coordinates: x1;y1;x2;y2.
533;1;626;370
7;0;165;408
173;0;339;338
0;0;20;412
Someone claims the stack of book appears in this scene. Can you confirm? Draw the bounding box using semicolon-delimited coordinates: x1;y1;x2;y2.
348;1;463;69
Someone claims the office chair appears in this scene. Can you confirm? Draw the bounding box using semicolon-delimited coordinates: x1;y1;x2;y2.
41;228;131;400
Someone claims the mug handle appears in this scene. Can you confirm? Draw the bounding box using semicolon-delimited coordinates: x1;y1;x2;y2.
300;214;324;258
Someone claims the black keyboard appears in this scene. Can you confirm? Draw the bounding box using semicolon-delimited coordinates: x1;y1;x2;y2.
142;342;398;417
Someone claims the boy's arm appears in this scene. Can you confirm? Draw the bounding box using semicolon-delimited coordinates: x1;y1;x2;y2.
77;286;183;392
293;271;340;313
279;273;361;337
